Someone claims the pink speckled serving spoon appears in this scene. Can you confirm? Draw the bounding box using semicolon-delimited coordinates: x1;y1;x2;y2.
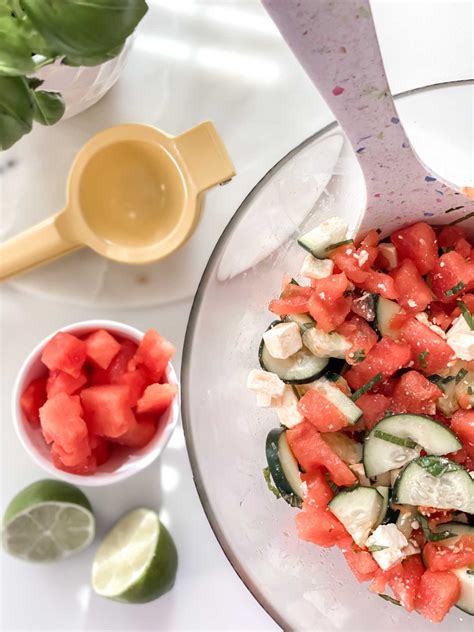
262;0;474;238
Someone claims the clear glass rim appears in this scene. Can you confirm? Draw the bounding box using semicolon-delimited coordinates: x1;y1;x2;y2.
181;79;474;630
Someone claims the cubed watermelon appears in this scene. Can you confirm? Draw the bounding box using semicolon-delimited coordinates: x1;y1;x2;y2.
46;369;87;398
297;389;348;432
345;336;412;391
116;368;150;407
415;570;460;623
356;393;392;430
391;370;443;415
50;434;91;467
391;222;438;275
136;383;178;415
80;384;136;438
391;259;433;313
20;377;47;424
399;317;455;373
388;555;425;612
113;414;156;449
296;505;348;547
301;469;334;508
128;330;175;381
91;339;139;385
39;393;88;452
41;332;86;378
89;434;110;466
337;315;378;365
343;544;379;582
52;450;97;475
84;329;121;370
360;270;399;300
431;250;474;302
286;421;356;487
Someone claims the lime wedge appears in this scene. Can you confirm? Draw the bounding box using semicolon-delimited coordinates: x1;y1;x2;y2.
92;508;178;603
2;479;95;562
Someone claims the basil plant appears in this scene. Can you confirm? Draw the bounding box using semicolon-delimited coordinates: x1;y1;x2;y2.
0;0;148;150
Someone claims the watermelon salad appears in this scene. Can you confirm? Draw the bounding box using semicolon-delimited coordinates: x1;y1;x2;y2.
247;218;474;623
20;328;178;475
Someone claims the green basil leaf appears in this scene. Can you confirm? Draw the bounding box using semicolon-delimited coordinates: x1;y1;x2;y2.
0;74;33;149
378;594;401;606
368;545;388;552
0;16;35;76
0;1;11;18
62;43;124;67
263;467;281;499
31;89;65;125
21;0;147;58
373;430;418;449
417;456;461;477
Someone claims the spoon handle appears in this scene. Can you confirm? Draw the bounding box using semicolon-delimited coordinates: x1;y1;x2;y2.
262;0;473;235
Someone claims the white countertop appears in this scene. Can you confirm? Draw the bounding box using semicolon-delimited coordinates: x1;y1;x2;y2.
1;1;472;630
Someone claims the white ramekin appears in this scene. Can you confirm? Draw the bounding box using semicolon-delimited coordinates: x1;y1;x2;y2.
12;320;179;487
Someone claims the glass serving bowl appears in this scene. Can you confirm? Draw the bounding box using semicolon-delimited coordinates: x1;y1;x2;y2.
182;82;473;631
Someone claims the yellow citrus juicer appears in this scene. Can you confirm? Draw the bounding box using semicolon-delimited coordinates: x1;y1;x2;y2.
0;121;235;280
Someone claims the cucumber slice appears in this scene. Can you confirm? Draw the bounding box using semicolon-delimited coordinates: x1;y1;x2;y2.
320;432;363;465
433;522;474;537
363;414;462;477
301;327;350;360
265;428;303;507
284;313;315;332
259;323;329;384
393;456;474;513
453;567;474;615
313;378;362;425
297;217;348;259
329;487;384;546
374;296;403;338
375;487;390;526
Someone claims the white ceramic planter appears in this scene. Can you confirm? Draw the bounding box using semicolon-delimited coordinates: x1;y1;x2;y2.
34;39;133;119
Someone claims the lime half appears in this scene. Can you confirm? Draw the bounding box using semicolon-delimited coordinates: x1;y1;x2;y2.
92;508;178;603
2;479;95;562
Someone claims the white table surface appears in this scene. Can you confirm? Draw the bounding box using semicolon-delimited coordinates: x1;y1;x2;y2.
1;1;472;630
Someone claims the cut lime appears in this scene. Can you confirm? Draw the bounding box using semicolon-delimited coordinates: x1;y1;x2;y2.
2;479;95;562
92;508;178;603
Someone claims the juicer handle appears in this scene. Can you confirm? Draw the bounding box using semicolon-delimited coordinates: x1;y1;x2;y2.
175;121;236;193
0;213;80;281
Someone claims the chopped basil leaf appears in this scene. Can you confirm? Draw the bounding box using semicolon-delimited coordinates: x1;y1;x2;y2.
378;594;401;606
289;278;300;286
419;350;429;369
374;430;418;449
417;456;461;477
418;514;455;542
457;300;474;330
263;467;281;499
456;368;468;383
325;239;354;252
444;281;466;297
467;570;474;576
352;349;366;363
325;472;339;494
351;372;383;401
368;545;388;552
300;322;316;333
468;386;473;396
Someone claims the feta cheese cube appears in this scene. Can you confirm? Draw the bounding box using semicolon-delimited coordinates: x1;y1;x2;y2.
274;385;304;428
302;327;350;359
256;392;272;407
378;243;398;270
301;255;334;280
263;322;302;359
366;524;409;570
247;369;285;398
447;315;474;360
